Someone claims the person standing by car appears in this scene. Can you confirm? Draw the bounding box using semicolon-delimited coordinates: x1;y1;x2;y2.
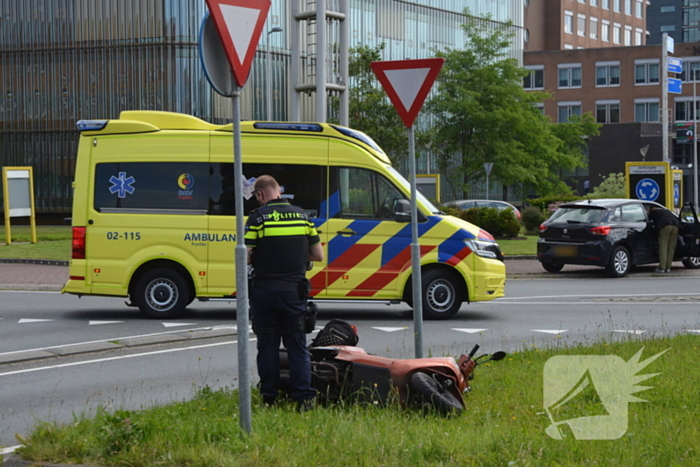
245;175;324;410
649;206;682;273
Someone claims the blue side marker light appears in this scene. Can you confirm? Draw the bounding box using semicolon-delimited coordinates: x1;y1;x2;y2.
76;120;108;131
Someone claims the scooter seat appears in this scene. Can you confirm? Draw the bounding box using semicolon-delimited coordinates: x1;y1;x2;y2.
309;346;340;361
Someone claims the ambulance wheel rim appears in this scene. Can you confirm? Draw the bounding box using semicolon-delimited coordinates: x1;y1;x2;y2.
426;279;454;312
146;279;178;311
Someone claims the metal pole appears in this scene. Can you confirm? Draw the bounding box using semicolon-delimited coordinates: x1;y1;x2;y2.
694;70;699;209
266;36;272;120
290;0;300;121
485;172;489;200
409;125;424;358
316;0;327;122
233;87;252;434
339;0;349;126
662;33;669;162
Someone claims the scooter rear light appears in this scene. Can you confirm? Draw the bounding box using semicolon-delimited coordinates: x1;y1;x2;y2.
590;226;611;236
72;226;86;259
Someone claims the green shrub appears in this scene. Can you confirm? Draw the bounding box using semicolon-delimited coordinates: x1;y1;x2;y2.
458;207;521;238
521;206;545;235
527;194;583;217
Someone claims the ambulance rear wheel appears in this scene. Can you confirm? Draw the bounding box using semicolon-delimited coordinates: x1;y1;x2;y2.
134;268;190;319
420;269;462;320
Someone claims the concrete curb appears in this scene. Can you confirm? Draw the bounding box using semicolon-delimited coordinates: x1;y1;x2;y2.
2;455;99;467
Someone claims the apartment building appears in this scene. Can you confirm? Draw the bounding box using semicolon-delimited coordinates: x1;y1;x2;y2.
525;41;700;194
525;0;647;52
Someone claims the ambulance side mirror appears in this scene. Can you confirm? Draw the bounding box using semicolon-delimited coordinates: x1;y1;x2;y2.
394;199;426;223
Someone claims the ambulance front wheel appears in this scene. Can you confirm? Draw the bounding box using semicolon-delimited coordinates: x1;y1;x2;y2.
134;268;191;319
407;269;463;320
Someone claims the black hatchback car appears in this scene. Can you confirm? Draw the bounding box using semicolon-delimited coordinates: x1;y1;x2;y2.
537;199;700;277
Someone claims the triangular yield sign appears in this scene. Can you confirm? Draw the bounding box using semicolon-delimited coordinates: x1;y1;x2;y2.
532;329;567;335
370;58;444;128
204;0;271;87
162;322;197;328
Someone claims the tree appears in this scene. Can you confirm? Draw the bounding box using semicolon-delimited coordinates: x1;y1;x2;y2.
427;14;600;198
590;172;626;198
344;43;409;166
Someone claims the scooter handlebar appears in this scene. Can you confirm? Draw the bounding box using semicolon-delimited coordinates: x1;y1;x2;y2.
468;344;480;358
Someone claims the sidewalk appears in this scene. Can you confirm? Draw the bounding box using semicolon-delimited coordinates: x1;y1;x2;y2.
1;257;697;292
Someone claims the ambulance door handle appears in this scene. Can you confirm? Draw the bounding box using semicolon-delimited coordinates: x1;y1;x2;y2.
337;229;357;236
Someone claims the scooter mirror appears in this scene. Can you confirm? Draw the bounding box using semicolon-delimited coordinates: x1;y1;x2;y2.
490;351;506;361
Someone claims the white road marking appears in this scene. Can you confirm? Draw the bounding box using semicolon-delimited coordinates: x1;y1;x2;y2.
532;329;567;334
482;301;693;305
0;445;22;455
372;327;408;332
451;328;488;334
17;318;54;324
89;320;124;325
162;322;197;328
497;291;700;301
614;330;646;335
688;330;700;333
0;339;255;378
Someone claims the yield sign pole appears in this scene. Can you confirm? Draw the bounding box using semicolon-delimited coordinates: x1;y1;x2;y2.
370;58;444;358
204;0;271;434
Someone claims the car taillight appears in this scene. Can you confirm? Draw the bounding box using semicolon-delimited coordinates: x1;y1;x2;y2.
590;226;612;236
539;224;547;233
72;227;86;259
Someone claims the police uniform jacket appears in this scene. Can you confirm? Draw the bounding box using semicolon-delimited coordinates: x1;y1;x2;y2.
244;198;320;283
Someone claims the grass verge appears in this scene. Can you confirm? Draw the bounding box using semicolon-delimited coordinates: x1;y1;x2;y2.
0;226;71;260
13;334;699;466
498;236;537;256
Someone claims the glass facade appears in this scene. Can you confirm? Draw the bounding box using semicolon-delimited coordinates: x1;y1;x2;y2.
1;0;524;212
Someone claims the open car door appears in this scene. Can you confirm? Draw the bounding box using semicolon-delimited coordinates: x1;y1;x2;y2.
677;203;700;268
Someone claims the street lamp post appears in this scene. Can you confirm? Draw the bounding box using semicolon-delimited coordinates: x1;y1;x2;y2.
266;27;283;121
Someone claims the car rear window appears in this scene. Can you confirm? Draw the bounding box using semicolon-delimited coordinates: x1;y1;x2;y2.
548;206;607;224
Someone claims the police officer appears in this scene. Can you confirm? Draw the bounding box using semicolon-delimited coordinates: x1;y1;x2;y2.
244;175;323;410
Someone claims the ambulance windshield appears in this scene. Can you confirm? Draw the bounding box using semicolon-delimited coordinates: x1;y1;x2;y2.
386;166;440;214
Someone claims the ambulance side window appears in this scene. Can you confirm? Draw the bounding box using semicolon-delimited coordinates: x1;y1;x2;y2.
331;167;406;219
94;162;208;213
209;163;326;217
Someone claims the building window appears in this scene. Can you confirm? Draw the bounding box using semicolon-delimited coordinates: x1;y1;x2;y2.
683;28;700;42
681;61;700;82
578;14;586;36
590;18;598;39
591;0;598;6
534;103;545;114
660;25;676;32
635;28;643;45
614;0;620;12
558;103;582;122
603;0;609;9
524;67;545;89
635;62;660;84
625;0;632;15
675;100;699;122
635;0;643;17
564;44;574;49
565;11;574;34
596;102;620;123
597;63;620;86
602;21;610;41
635;101;659;122
624;26;632;45
559;65;582;88
660;6;675;12
613;23;621;44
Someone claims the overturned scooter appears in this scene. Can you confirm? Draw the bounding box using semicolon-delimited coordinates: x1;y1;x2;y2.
280;320;506;415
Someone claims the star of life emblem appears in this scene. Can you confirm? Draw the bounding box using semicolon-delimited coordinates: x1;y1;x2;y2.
109;172;136;198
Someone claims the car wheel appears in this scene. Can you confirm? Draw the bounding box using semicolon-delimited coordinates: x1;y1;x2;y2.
420;269;463;320
682;257;700;269
541;262;564;273
606;246;631;278
134;268;190;319
410;371;463;415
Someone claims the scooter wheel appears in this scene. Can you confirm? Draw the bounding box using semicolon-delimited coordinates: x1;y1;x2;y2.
410;372;463;415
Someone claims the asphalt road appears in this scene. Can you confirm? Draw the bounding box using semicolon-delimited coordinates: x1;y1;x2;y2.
2;272;700;449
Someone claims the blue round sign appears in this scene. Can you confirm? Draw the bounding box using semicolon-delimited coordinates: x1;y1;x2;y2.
635;178;660;201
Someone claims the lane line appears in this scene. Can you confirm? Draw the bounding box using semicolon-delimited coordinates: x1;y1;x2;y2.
0;339;255;378
497;292;700;300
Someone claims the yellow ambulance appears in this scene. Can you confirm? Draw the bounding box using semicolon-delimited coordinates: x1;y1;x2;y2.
62;111;505;319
